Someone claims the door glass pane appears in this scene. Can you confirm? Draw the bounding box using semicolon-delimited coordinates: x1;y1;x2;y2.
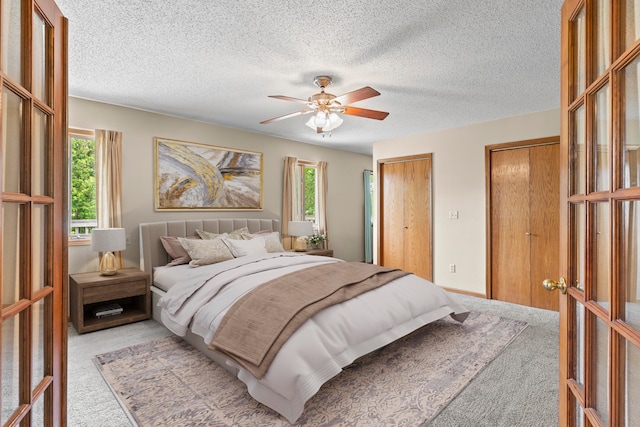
623;0;640;52
2;87;24;194
594;316;609;424
596;0;610;76
593;202;610;309
1;315;20;425
2;203;23;305
32;298;46;390
574;7;586;98
574;299;586;386
622;55;640;189
32;395;45;426
624;340;640;426
620;200;640;332
574;393;585;427
33;108;50;197
33;204;48;292
573;203;587;291
594;84;610;192
32;11;49;104
1;0;22;84
572;105;587;195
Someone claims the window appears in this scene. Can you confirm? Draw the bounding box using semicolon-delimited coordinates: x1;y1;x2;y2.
68;128;96;243
303;163;316;221
299;161;318;227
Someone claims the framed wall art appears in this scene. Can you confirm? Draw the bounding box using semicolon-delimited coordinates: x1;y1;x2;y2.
154;137;263;210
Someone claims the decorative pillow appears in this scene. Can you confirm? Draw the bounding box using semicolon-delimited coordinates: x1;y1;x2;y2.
197;227;249;240
178;235;234;267
160;236;199;266
247;231;285;253
222;236;268;257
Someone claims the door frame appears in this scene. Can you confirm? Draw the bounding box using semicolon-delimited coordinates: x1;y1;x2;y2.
485;136;560;301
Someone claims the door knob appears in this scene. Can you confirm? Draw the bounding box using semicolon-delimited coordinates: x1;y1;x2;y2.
542;277;567;294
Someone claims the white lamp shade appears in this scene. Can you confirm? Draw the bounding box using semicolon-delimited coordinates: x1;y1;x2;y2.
91;228;126;252
287;221;313;237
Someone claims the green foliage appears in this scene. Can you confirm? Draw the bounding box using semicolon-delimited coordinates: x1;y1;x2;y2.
70;137;96;220
304;166;316;217
306;233;325;246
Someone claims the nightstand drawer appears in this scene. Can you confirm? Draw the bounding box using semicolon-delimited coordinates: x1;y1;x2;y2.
83;280;148;304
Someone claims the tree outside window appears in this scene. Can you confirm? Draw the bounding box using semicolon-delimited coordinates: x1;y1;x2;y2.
304;165;316;221
69;130;96;240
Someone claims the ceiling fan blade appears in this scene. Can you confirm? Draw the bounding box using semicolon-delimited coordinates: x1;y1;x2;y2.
260;109;313;124
333;86;380;105
342;106;389;120
268;95;309;104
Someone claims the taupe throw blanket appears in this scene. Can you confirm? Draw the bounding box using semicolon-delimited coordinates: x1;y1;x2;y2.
210;262;409;379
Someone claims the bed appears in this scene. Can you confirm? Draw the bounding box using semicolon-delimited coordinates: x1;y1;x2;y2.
139;218;469;423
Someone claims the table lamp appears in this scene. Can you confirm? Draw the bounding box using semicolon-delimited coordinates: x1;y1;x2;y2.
288;221;313;251
91;228;126;275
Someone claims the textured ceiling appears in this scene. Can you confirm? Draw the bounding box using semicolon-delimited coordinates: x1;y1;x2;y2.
55;0;562;155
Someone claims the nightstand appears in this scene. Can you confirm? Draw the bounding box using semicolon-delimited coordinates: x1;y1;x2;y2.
69;267;151;334
289;248;334;257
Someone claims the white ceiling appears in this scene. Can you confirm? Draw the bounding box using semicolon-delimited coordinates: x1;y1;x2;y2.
55;0;562;155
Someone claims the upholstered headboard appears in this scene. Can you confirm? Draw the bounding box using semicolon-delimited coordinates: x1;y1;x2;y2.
139;218;281;274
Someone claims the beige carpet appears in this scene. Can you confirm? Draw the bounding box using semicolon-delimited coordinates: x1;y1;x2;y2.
93;312;526;426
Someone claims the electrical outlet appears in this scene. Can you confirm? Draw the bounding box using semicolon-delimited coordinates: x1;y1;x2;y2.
448;264;456;273
448;211;459;219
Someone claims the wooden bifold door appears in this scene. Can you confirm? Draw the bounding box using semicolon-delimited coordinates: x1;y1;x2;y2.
488;139;560;311
378;154;433;281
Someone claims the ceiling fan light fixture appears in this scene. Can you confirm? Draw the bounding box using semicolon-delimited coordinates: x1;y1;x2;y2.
305;111;343;133
325;112;343;131
261;75;388;130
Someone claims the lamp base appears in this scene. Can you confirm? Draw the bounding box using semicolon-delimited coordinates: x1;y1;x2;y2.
99;251;119;276
294;236;308;252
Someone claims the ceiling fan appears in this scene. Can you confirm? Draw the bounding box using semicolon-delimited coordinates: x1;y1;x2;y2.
260;76;389;133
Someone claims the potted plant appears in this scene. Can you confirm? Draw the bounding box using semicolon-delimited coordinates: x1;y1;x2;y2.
306;233;326;249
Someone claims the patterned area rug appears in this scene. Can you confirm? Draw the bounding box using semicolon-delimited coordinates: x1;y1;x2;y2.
93;312;526;426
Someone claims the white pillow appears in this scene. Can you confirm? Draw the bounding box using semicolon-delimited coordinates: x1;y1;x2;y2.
178;235;234;267
223;236;268;257
247;231;285;253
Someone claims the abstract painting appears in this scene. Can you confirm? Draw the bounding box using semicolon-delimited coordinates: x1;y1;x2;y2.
154;138;263;210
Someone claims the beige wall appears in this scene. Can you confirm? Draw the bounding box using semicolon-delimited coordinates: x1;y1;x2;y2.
373;108;560;295
68;97;373;274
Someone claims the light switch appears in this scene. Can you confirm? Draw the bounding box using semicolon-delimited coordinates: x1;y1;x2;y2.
448;211;459;219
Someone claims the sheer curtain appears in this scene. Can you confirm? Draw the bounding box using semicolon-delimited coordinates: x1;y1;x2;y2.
95;129;124;267
363;170;373;263
317;161;328;249
282;156;300;250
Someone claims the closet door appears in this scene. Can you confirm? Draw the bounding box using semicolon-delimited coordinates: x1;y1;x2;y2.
379;154;432;281
1;0;68;425
489;141;559;310
380;161;406;271
490;147;532;306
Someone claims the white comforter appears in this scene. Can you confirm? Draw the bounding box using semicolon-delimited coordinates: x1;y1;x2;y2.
158;252;469;423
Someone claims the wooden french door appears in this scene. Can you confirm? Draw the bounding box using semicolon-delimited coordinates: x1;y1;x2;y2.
1;0;67;426
378;154;432;281
555;0;640;425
